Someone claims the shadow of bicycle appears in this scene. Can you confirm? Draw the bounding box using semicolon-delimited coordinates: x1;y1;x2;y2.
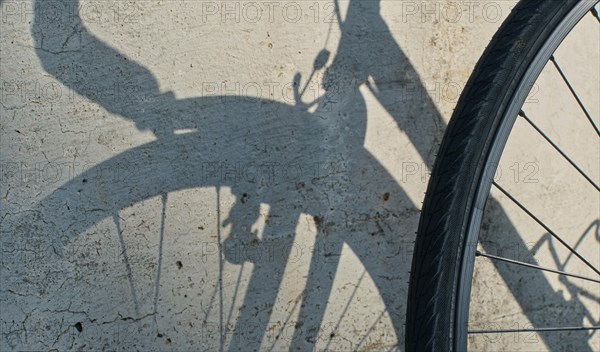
1;0;596;351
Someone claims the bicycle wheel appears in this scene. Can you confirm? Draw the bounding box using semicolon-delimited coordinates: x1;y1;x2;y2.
406;0;599;351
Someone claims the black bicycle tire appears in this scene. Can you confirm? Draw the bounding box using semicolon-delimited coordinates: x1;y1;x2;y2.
405;0;598;351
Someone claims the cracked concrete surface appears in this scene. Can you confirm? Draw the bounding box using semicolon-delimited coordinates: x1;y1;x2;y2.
1;0;598;351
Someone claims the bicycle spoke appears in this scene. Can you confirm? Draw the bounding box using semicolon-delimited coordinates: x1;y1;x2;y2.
549;56;600;137
468;326;600;334
226;262;245;342
153;194;167;317
476;251;600;283
324;271;367;352
216;187;225;352
267;293;302;352
113;214;141;316
519;110;600;191
492;182;600;276
354;310;387;351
